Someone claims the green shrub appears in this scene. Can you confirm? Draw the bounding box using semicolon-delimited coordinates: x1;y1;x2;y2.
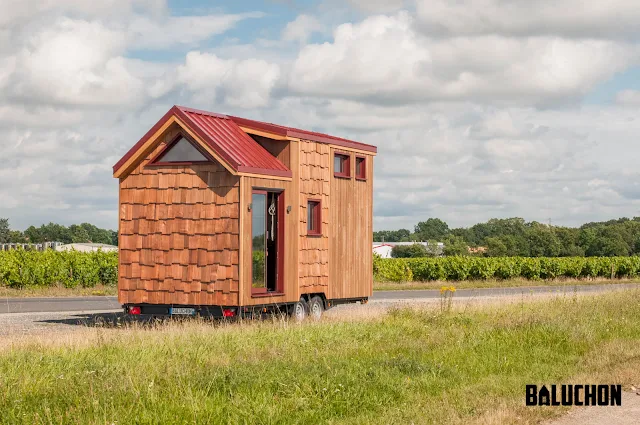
0;249;118;288
373;255;413;282
374;256;640;282
520;258;541;280
468;258;498;280
407;258;446;281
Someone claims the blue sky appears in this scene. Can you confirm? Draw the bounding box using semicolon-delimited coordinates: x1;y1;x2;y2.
2;0;640;232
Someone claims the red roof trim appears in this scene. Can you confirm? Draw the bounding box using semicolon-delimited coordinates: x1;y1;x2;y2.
174;105;228;119
113;105;374;179
176;107;290;175
173;107;241;169
230;116;288;137
287;130;377;153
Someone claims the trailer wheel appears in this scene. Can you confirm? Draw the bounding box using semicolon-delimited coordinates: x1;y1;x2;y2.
290;299;309;322
308;296;324;321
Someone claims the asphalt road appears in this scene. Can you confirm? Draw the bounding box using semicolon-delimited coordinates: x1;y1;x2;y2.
2;282;639;314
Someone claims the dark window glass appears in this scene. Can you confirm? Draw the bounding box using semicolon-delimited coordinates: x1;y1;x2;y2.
334;154;350;177
356;157;366;179
307;200;321;235
252;193;267;290
156;137;208;162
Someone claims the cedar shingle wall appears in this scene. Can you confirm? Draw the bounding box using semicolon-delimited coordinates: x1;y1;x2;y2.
119;129;240;306
298;140;330;292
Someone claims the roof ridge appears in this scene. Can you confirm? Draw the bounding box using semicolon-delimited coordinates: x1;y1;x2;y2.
175;105;229;119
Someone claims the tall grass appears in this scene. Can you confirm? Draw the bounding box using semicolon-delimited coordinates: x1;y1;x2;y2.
1;290;640;424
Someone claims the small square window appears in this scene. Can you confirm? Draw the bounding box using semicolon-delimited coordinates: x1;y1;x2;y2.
334;153;350;178
356;156;366;180
307;199;321;236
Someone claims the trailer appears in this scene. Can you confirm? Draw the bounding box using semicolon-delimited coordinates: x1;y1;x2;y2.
112;106;377;320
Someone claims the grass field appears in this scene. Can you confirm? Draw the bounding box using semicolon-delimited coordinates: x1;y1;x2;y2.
1;290;639;424
0;284;117;298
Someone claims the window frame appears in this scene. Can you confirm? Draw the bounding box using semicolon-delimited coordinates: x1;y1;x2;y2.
333;152;351;179
307;198;322;236
249;189;287;297
147;133;212;166
355;155;367;180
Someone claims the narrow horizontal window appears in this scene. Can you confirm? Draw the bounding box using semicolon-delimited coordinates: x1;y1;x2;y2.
307;199;321;236
355;156;366;180
334;153;350;178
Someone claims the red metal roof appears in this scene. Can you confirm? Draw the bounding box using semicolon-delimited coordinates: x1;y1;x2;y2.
229;115;377;153
113;106;291;178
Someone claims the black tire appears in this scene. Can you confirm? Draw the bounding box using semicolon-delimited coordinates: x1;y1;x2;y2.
308;296;324;321
289;299;309;322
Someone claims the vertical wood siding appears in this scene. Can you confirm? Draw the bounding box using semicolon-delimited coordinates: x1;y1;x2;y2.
118;125;240;306
251;135;291;169
328;149;374;299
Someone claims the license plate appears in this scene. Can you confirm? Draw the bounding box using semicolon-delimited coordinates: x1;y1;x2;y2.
170;307;196;316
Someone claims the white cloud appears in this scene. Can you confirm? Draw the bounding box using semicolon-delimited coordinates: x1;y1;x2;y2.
288;13;636;106
345;0;406;13
0;0;166;26
5;19;145;107
3;0;640;233
129;12;264;50
616;89;640;105
415;0;640;39
282;14;325;44
177;51;280;109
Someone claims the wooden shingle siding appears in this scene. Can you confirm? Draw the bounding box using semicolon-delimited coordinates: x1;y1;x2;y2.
298;140;330;294
119;126;240;306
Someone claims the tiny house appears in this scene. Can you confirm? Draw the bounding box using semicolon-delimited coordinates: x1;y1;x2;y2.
113;106;377;319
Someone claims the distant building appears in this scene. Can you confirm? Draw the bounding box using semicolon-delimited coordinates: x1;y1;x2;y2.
0;242;63;251
372;241;444;258
55;243;118;253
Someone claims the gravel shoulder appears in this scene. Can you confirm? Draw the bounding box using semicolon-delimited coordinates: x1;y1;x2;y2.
546;391;640;425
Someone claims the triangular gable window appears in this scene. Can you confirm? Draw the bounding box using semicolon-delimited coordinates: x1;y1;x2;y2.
151;135;210;164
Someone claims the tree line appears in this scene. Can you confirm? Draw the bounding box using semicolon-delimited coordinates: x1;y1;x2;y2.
374;217;640;257
0;218;117;246
5;215;640;256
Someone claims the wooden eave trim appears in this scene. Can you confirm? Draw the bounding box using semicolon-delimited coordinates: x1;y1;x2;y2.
239;126;289;141
113;115;239;179
287;131;377;154
303;139;377;156
113;115;178;178
237;172;292;182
